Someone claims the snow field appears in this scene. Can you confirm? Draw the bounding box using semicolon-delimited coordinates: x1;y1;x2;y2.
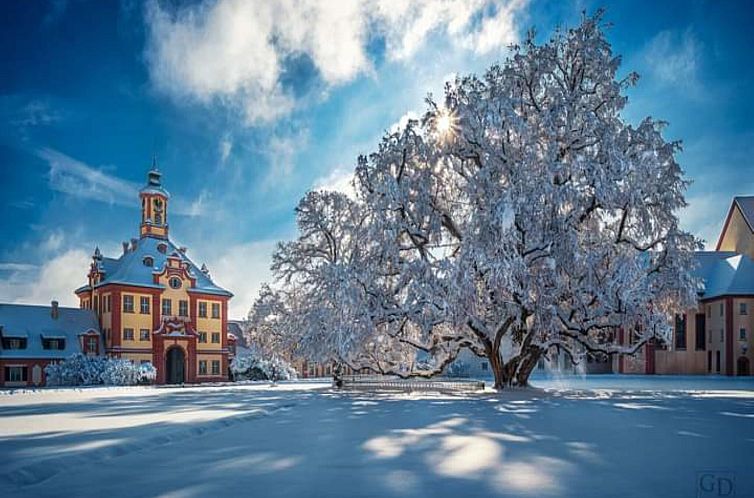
0;377;752;498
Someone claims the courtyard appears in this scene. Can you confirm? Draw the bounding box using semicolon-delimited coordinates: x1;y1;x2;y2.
1;375;753;498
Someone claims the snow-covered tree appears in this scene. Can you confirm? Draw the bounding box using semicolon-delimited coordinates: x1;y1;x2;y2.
45;355;156;386
251;12;699;389
230;348;297;382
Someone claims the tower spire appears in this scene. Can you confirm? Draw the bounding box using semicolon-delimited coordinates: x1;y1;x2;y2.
140;157;170;239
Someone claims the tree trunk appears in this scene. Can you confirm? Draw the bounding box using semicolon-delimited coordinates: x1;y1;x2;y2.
487;347;543;390
332;362;344;388
515;348;542;387
489;352;507;390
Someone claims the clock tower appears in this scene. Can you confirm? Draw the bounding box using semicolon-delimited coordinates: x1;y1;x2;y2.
139;161;170;239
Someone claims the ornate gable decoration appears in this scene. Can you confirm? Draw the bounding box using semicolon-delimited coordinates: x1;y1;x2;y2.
154;316;197;337
152;252;197;287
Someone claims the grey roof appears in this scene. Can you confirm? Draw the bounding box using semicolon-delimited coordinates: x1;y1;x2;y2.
77;236;232;297
694;251;754;299
227;320;248;347
0;304;101;359
733;196;754;232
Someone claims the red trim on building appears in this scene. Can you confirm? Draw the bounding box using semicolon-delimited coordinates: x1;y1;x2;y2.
645;341;655;375
617;328;625;373
725;297;734;376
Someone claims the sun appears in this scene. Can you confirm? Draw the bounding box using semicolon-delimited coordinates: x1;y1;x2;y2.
434;108;458;139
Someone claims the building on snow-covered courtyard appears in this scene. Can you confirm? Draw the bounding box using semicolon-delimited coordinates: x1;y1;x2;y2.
0;165;236;387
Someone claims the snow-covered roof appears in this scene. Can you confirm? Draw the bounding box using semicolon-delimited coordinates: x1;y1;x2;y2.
693;251;754;299
77;236;232;297
0;304;100;359
227;321;248;347
140;167;171;198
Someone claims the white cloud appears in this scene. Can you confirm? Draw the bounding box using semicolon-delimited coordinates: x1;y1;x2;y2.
219;134;233;163
313;166;356;199
679;193;724;249
389;110;421;133
0;263;37;271
39;147;138;206
642;28;701;93
260;128;309;189
143;0;527;125
194;240;278;319
0;249;89;307
38;147;211;217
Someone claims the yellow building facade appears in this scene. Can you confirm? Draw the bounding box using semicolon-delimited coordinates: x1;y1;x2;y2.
75;167;233;384
630;196;754;376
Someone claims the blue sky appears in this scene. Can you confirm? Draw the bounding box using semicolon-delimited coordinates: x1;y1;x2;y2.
1;0;753;318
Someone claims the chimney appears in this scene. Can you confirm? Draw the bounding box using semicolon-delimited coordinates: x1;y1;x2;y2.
131;238;138;251
122;241;129;254
51;300;59;320
178;246;187;254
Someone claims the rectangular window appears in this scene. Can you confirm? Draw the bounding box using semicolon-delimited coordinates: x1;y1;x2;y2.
707;350;712;372
707;305;711;318
695;313;706;351
720;303;724;316
211;360;220;375
481;362;488;370
199;360;208;375
211;303;220;319
42;338;65;350
178;300;188;317
198;332;207;343
140;296;150;314
211;332;220;344
1;338;27;349
94;296;99;314
123;328;134;341
123;295;134;313
741;303;748;315
716;350;721;373
139;329;150;341
87;337;98;352
741;328;747;341
105;295;111;313
720;329;724;342
162;298;172;317
674;314;687;350
198;302;207;318
4;366;27;382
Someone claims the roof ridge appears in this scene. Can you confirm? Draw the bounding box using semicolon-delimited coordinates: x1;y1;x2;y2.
0;302;90;311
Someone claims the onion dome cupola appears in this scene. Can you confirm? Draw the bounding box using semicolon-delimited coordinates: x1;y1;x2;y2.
139;156;171;239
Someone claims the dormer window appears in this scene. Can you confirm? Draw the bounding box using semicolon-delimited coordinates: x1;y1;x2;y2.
2;337;27;349
42;338;65;350
143;256;154;267
157;243;167;254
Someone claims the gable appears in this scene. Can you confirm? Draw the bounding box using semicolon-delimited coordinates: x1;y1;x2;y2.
716;199;754;259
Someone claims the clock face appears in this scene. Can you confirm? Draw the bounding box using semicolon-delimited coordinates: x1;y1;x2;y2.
169;277;182;289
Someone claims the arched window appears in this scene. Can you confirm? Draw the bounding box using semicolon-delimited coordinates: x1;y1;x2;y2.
143;256;154;267
157;243;168;254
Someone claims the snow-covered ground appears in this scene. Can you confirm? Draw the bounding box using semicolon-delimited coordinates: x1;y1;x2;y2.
1;376;753;498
